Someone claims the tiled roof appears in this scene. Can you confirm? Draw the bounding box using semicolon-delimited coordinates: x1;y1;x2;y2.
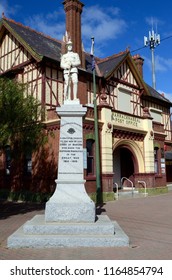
85;53;94;73
1;18;62;62
145;83;171;104
85;52;128;77
1;18;97;73
97;52;128;78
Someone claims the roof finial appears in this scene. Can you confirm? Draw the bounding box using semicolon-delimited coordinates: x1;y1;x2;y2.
2;12;5;18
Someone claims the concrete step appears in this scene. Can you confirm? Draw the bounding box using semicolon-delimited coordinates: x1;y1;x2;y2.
23;214;114;235
7;214;129;248
114;190;148;200
167;184;172;191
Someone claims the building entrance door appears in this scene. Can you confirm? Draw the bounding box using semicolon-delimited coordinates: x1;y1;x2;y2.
113;146;135;189
120;147;134;180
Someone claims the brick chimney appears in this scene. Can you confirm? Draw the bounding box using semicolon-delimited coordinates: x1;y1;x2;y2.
133;54;144;77
63;0;85;68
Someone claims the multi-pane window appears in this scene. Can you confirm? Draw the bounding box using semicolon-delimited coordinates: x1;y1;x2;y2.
154;147;159;174
118;89;131;114
86;139;95;176
4;145;32;175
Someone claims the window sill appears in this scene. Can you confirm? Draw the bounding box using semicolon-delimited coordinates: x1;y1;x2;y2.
85;175;96;181
155;174;162;178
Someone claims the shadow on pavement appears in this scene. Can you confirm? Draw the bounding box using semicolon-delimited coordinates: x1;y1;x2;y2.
0;200;45;220
0;200;107;220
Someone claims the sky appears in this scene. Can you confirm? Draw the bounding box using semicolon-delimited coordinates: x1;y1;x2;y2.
1;0;172;101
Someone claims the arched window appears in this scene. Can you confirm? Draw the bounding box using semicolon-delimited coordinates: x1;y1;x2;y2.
86;139;95;176
154;147;159;174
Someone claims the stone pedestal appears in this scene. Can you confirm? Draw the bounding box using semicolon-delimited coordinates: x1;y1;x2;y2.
7;215;129;248
45;100;95;222
7;100;129;248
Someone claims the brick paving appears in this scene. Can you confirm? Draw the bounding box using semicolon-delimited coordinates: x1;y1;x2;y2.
0;192;172;260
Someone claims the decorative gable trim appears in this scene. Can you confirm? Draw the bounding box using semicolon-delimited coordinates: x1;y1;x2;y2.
0;19;43;63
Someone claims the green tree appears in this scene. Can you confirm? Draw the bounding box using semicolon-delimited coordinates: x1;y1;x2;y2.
0;78;46;159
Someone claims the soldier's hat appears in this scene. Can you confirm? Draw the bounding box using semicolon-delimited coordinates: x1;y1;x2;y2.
66;39;72;46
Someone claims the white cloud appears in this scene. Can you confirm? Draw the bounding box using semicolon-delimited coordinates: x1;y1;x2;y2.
157;90;172;103
0;0;20;18
155;55;168;72
0;2;65;41
0;0;8;17
143;54;172;73
20;4;127;57
82;5;127;56
164;58;172;69
145;16;164;30
24;10;65;41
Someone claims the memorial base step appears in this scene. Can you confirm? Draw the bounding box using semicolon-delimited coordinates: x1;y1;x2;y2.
7;215;129;248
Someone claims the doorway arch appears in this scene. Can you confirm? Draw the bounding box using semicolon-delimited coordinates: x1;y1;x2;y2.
113;140;144;188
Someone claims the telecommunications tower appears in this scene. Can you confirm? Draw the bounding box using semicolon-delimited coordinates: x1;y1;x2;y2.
144;30;160;89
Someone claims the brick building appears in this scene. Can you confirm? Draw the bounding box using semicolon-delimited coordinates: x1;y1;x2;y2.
0;0;172;201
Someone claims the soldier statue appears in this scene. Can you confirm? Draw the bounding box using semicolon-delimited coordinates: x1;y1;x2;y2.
60;39;81;101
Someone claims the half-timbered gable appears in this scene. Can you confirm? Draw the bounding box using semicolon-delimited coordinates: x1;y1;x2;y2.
96;51;171;141
0;18;64;112
44;63;64;108
97;52;148;117
0;31;32;74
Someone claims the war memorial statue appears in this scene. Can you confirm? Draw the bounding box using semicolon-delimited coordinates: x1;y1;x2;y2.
60;39;81;101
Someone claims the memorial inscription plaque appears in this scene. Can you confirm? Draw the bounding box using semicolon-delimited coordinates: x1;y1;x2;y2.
58;131;83;180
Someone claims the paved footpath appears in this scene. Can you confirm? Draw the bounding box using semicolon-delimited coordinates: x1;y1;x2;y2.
0;191;172;260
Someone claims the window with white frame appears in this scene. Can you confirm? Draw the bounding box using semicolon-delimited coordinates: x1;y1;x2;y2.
118;88;131;113
150;108;162;123
86;139;95;176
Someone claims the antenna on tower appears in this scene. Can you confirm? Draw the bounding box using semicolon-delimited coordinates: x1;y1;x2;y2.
144;28;160;89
